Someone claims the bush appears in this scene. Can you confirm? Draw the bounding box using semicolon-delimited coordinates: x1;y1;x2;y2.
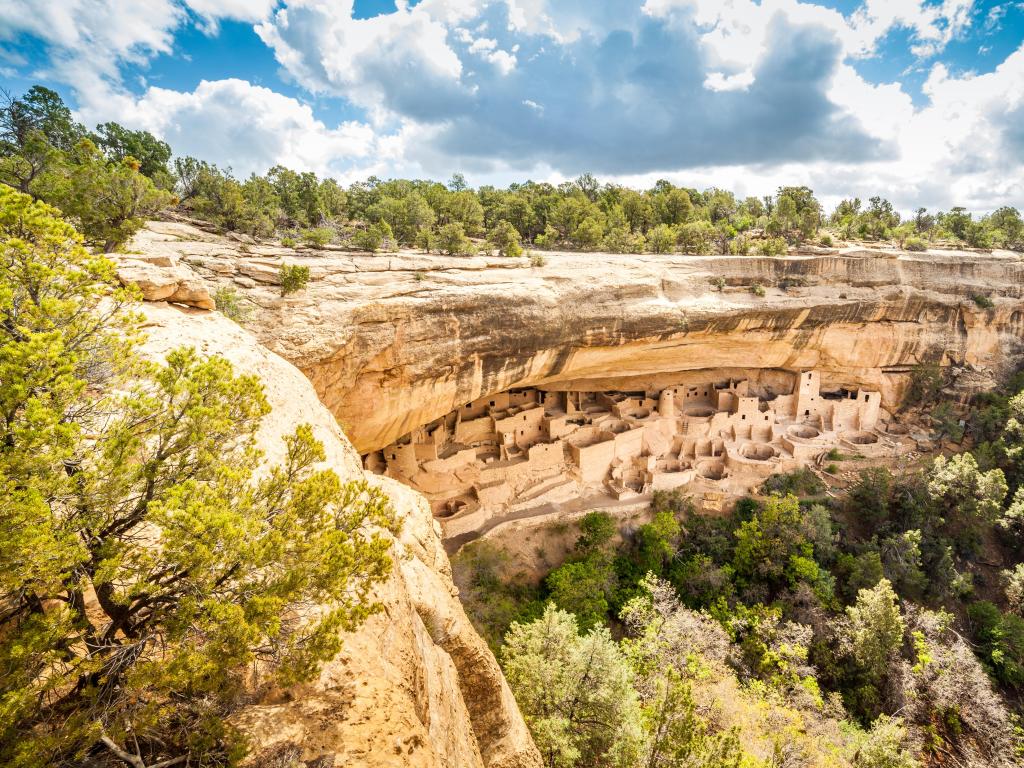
281;235;296;248
601;226;645;254
438;221;472;255
279;263;310;296
971;293;995;309
301;227;333;248
647;223;676;254
819;234;833;247
756;237;787;256
213;286;251;323
762;467;826;497
353;221;392;252
488;219;522;257
904;236;927;252
710;276;726;291
529;252;546;267
750;282;766;296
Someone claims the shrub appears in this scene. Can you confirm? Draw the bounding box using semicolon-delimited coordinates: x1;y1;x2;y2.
647;223;676;254
281;235;296;248
488;219;522;257
971;293;995;309
438;221;472;255
710;276;726;291
529;252;546;267
353;221;393;252
750;282;766;296
279;263;310;296
413;271;426;282
819;234;833;247
213;286;251;323
301;227;333;248
756;237;787;256
762;467;826;496
904;236;927;252
601;226;645;253
533;224;559;249
729;235;751;255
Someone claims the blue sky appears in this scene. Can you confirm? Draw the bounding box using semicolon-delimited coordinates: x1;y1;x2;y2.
1;0;1023;212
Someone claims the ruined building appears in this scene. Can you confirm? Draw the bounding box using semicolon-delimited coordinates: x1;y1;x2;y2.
364;370;899;529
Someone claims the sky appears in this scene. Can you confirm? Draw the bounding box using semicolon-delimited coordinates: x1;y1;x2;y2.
1;0;1023;213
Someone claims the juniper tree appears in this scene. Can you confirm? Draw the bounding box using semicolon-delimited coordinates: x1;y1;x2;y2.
0;186;395;767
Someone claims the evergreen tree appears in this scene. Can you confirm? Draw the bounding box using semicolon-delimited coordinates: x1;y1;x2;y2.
0;186;395;767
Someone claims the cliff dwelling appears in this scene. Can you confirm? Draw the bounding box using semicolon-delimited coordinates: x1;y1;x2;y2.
364;369;916;536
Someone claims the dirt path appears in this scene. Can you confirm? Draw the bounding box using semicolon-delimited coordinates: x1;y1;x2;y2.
443;492;653;555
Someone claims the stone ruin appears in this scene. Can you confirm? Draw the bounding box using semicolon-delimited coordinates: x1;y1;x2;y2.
364;370;905;530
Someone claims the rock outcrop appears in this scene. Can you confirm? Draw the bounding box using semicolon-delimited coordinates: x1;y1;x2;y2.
127;222;1024;454
136;302;541;768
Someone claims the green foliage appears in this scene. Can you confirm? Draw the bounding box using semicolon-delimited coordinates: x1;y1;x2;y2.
279;262;310;296
529;252;546;267
488;219;522;257
969;601;1024;688
677;220;716;254
904;361;944;406
761;467;825;497
437;221;473;255
819;233;833;247
213;286;251;323
503;604;642;768
756;236;787;256
546;559;615;632
853;715;920;768
0;188;394;767
646;223;676;253
732;494;814;595
92;121;172;179
30;139;173;251
971;293;995;309
301;226;334;248
848;579;905;683
450;541;543;651
904;236;927;252
353;221;392;252
601;225;645;253
749;282;765;296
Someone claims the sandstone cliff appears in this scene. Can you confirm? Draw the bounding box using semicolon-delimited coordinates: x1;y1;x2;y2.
126;222;1024;454
135;302;541;768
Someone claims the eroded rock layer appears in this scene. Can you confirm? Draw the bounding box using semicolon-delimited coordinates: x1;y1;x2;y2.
127;223;1024;455
137;302;541;768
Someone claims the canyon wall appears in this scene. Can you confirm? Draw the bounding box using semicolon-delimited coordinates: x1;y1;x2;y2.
128;223;1024;454
136;301;541;768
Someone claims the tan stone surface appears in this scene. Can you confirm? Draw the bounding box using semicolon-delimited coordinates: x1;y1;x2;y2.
128;221;1024;455
136;302;541;768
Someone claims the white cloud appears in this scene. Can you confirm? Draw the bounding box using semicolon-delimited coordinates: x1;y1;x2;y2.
103;78;394;180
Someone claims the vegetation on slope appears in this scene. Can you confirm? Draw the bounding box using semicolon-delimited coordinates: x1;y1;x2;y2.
454;371;1024;767
0;186;397;767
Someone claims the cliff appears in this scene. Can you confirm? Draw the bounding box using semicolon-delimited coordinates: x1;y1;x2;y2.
135;302;541;768
127;222;1024;454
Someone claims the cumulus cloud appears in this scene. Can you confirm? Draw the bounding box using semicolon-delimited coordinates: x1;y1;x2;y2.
102;78;402;180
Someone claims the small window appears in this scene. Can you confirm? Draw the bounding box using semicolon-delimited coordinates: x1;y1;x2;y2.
864;393;870;402
741;415;746;420
804;409;810;416
490;400;495;406
807;373;812;379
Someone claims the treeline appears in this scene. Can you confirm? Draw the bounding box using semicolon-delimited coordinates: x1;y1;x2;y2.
829;197;1024;251
5;85;1021;259
455;368;1024;767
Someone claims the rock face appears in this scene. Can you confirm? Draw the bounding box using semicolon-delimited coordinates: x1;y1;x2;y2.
136;302;541;768
129;222;1024;454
